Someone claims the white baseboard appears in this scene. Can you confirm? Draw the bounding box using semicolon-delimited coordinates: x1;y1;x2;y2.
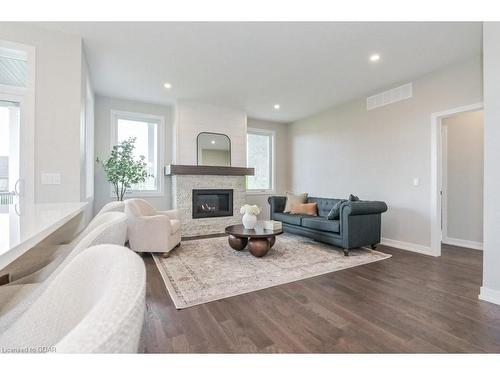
380;237;437;256
479;287;500;306
442;236;483;250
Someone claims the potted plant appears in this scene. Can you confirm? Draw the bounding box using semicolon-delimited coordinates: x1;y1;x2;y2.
97;137;150;201
240;204;261;229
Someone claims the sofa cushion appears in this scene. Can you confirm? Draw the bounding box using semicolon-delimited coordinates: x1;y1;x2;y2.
301;216;340;233
290;202;318;216
327;200;347;220
284;192;308;213
307;197;344;217
273;212;307;226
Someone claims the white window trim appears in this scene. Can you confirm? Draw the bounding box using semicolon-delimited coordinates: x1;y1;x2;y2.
110;109;165;198
246;127;276;195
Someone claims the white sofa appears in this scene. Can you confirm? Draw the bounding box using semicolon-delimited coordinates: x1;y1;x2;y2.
124;199;181;255
0;245;145;353
0;211;128;332
1;201;126;283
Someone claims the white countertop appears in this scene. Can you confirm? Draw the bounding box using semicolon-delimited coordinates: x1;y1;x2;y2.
0;201;88;270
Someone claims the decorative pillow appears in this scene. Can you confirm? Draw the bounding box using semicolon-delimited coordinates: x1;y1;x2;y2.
327;200;347;220
283;192;308;213
290;202;318;216
349;194;360;201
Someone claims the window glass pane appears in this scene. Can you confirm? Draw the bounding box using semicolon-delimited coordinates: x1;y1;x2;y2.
247;132;271;190
117;118;158;191
0;47;28;87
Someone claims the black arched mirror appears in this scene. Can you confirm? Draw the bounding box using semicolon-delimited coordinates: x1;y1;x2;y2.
197;132;231;166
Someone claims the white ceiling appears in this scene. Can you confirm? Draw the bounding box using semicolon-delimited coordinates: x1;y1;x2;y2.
34;22;482;122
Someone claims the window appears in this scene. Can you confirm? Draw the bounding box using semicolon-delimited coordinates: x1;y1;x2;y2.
246;128;275;193
111;110;164;196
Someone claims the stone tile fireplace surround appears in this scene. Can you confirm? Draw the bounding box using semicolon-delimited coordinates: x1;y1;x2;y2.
171;175;246;237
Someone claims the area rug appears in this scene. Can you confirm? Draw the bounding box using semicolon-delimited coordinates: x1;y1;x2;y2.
153;233;391;309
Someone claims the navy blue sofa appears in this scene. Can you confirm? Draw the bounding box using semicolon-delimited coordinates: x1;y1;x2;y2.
268;196;388;255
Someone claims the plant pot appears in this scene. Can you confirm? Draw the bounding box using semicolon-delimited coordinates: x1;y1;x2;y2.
242;213;257;229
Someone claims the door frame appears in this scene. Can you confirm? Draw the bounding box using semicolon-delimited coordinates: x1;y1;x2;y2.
430;102;483;256
0;40;36;204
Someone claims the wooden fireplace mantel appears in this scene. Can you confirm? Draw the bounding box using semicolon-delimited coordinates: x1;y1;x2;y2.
164;164;255;176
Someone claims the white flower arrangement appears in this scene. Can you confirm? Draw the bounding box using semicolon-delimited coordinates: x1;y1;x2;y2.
240;204;261;216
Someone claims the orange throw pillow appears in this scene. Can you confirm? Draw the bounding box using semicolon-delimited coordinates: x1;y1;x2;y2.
290;202;318;216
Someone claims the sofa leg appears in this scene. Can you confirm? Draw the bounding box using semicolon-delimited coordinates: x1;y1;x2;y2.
343;249;349;256
371;244;377;250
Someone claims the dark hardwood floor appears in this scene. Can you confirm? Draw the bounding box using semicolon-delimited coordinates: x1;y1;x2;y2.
140;242;500;353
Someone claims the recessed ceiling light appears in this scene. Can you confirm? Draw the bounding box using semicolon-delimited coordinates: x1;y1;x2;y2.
163;82;172;89
369;54;380;62
274;104;280;110
211;140;216;144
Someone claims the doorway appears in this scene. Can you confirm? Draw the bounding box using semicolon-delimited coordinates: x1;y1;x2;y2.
430;102;484;256
441;110;484;251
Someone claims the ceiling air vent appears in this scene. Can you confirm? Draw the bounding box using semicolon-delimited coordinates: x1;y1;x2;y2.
366;82;413;110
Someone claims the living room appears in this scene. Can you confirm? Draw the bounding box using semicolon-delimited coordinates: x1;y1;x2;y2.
1;1;500;373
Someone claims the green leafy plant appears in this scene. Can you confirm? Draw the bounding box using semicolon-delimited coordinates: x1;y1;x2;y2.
97;137;150;201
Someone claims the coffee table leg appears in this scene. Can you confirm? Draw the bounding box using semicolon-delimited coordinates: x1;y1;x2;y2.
268;235;276;248
228;235;248;251
248;238;270;257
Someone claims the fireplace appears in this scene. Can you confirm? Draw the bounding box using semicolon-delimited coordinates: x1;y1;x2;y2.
192;189;233;219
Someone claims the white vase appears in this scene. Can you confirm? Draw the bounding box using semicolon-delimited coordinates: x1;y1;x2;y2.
242;213;257;229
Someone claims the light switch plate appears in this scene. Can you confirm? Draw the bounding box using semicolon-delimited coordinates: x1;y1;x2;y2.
41;173;61;185
412;177;420;187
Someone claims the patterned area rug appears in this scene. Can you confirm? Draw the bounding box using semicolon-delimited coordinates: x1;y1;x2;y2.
153;233;391;309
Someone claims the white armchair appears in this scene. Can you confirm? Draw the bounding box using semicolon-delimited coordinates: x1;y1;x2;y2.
124;198;181;255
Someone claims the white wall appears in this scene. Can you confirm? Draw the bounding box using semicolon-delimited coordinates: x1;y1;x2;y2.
93;95;173;213
442;110;484;247
173;101;247;167
480;22;500;305
0;24;86;204
288;56;483;252
246;118;290;219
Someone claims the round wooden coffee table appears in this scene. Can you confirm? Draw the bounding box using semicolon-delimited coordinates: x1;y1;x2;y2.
225;223;283;257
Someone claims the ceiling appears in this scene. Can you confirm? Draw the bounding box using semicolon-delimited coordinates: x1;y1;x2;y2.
34;22;482;123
